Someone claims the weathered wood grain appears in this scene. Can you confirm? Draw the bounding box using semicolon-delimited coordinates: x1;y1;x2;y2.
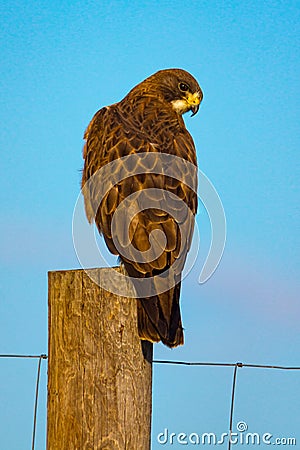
47;267;153;450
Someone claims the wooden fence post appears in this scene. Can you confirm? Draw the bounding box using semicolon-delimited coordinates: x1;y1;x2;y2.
47;267;153;450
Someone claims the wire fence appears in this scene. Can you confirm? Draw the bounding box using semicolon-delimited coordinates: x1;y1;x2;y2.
0;354;47;450
0;354;299;449
153;360;300;449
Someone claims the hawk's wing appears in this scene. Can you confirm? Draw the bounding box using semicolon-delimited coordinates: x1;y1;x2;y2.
82;96;197;347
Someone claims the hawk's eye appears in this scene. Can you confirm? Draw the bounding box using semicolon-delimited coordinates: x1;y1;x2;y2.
179;82;189;92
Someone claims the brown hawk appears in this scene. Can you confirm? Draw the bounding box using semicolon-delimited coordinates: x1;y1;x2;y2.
81;68;203;347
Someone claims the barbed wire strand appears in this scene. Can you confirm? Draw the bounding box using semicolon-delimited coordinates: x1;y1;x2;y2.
153;360;300;370
0;354;48;359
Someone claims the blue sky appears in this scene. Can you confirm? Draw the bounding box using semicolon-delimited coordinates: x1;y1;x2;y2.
0;1;299;448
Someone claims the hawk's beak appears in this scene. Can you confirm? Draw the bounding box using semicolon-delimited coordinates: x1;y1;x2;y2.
190;104;200;117
187;92;201;117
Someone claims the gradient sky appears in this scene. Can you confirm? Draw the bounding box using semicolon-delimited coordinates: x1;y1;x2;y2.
0;1;299;448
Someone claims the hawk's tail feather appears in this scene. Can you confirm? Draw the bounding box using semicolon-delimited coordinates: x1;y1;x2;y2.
137;300;161;344
121;260;184;347
137;282;184;348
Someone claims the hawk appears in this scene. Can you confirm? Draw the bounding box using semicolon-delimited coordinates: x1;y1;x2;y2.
81;68;203;347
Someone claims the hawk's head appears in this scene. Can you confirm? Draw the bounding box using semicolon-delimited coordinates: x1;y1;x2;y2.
137;68;203;117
